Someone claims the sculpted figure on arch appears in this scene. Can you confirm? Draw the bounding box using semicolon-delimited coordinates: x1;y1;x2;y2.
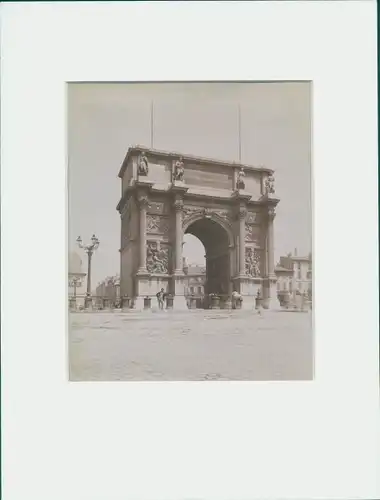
173;157;185;182
137;152;149;176
236;167;245;190
264;173;275;195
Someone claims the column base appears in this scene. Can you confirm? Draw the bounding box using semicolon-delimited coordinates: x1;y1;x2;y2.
133;296;150;311
241;296;255;310
173;294;188;311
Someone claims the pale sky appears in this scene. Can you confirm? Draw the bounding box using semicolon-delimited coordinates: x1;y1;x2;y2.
68;82;312;286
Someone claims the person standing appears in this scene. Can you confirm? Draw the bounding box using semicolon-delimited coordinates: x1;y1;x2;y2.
156;288;165;310
255;289;262;315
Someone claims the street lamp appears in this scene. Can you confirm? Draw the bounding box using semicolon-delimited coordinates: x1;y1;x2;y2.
76;234;100;308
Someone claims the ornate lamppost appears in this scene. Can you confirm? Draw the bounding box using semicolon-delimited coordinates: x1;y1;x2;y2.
76;234;100;309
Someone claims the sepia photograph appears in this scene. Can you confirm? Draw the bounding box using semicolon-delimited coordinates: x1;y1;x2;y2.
68;81;313;381
3;2;378;500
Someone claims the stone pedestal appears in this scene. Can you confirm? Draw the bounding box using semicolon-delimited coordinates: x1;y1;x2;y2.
84;296;93;311
173;295;188;310
135;271;150;296
241;295;255;310
172;273;188;310
133;296;146;311
263;277;278;310
232;276;262;310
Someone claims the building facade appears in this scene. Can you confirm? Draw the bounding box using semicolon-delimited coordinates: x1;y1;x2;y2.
117;146;280;309
95;275;121;308
275;250;312;300
183;261;206;306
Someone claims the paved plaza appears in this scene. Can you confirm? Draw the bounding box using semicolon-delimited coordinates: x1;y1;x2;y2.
69;309;313;381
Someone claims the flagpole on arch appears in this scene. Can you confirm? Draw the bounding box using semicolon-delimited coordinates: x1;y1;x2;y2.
238;103;242;163
150;100;154;149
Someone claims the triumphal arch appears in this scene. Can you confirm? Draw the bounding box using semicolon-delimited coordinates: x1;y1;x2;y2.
117;146;279;310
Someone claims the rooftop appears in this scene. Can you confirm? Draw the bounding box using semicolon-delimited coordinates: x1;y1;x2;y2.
275;265;293;273
184;264;206;275
118;145;274;179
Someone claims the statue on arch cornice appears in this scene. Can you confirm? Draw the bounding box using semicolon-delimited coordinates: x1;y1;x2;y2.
236;167;246;190
137;152;149;176
173;157;185;182
264;173;275;195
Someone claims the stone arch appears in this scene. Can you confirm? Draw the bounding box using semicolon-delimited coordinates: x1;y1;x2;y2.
182;212;235;249
183;214;233;297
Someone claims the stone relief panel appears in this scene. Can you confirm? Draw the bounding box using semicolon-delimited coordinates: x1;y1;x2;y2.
245;223;261;244
146;214;169;235
245;247;261;277
246;211;261;224
182;206;232;227
146;241;170;274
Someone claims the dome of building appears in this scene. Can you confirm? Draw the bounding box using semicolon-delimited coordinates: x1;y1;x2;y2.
68;251;83;274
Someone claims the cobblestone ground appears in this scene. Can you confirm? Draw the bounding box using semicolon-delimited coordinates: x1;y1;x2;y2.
68;309;313;381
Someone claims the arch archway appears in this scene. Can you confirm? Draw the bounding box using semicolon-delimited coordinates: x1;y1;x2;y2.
184;216;232;297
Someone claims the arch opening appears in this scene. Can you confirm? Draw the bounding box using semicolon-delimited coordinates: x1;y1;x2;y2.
185;217;231;298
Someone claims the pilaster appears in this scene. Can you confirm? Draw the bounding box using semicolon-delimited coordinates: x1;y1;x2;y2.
238;205;247;277
168;185;189;309
263;206;278;309
173;196;184;275
136;188;150;274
